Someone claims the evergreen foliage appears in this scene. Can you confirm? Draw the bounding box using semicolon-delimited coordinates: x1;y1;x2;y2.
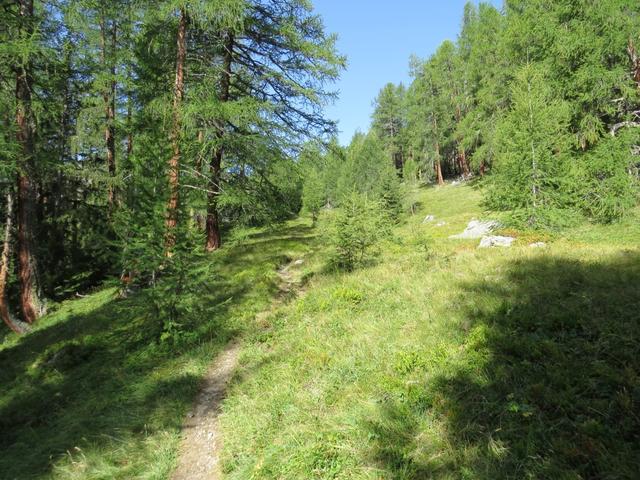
0;0;344;327
488;64;576;228
325;192;388;271
323;0;640;229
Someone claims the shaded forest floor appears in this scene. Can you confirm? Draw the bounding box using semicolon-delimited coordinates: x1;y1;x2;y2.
2;183;640;479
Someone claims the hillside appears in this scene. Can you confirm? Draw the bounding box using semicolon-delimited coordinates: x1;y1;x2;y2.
1;183;638;479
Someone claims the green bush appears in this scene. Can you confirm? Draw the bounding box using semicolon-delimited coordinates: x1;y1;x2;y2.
325;192;390;271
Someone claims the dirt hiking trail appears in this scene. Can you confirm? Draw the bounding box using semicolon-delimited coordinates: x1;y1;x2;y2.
171;258;305;480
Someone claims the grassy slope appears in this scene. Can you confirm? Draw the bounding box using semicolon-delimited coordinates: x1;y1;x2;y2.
1;184;639;479
219;184;640;479
0;221;316;479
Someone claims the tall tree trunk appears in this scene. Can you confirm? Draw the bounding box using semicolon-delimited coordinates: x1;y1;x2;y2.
434;147;445;186
101;18;117;208
454;105;470;176
126;99;133;162
205;32;234;252
432;115;445;186
0;192;26;334
16;0;41;324
165;8;187;253
107;23;117;206
458;147;470;176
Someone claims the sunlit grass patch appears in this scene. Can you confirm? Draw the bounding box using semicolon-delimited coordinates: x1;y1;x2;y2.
219;184;640;479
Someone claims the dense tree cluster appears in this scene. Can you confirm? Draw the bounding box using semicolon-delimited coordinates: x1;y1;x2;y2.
317;1;640;230
0;0;344;331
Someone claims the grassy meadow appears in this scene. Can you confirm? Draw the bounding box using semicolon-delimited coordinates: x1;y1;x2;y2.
219;184;640;479
1;183;639;479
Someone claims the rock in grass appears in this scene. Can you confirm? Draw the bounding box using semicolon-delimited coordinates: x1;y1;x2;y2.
529;242;547;248
436;221;447;227
422;215;436;223
479;236;515;248
450;220;501;239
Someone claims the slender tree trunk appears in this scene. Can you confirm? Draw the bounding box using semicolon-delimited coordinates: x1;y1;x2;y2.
206;32;234;252
15;0;41;324
0;192;26;334
432;116;445;186
434;147;444;186
165;8;187;253
458;147;470;176
454;102;470;176
100;18;117;208
126;99;133;162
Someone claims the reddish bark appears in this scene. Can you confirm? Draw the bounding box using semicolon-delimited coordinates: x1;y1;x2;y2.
0;193;25;334
165;8;187;253
15;0;41;324
205;32;234;252
454;104;470;175
435;153;445;186
458;147;470;176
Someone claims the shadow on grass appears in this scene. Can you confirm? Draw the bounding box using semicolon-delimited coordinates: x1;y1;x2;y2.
368;250;640;479
0;222;317;479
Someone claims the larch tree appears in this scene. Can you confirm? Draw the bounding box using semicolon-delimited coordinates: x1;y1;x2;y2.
194;0;345;251
372;83;407;175
14;0;43;324
489;64;574;227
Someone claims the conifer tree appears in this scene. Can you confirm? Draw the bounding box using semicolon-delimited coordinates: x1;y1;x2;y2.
489;64;574;227
372;83;407;174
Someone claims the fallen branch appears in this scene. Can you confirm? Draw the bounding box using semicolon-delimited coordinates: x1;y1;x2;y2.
610;121;640;136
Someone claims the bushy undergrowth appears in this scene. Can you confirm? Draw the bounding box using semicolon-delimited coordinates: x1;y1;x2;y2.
323;192;391;271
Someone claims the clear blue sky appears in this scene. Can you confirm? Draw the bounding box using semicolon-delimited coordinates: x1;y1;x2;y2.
312;0;502;145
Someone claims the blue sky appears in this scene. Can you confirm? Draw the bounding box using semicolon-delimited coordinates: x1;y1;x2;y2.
313;1;502;145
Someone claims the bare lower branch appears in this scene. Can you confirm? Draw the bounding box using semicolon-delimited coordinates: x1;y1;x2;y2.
610;121;640;136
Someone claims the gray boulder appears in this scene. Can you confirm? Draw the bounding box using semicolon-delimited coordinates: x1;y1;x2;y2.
479;236;515;248
450;219;501;239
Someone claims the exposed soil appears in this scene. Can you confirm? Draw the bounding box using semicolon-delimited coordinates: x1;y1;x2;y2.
171;258;305;480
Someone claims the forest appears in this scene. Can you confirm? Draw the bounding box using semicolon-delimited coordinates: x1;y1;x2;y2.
1;0;639;479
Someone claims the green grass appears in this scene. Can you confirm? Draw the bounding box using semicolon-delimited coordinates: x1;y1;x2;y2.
218;184;640;479
2;185;639;479
0;221;316;479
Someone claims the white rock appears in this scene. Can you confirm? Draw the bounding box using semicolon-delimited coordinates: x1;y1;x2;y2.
436;221;447;227
293;259;305;266
422;215;436;223
450;220;501;239
479;236;515;248
529;242;547;248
